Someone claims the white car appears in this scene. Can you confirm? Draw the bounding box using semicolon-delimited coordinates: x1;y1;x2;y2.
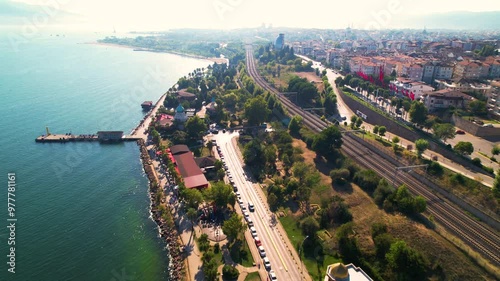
247;218;254;227
269;270;277;280
238;198;243;205
250;227;257;238
243;211;249;219
235;191;241;198
263;257;271;270
258;246;266;257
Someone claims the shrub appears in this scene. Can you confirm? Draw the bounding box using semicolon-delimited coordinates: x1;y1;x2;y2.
427;161;443;176
214;243;220;254
483;166;494;174
353;169;381;193
330;168;350;184
472;157;482;167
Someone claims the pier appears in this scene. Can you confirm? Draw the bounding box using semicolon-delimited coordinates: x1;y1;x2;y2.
35;129;141;143
36;93;168;144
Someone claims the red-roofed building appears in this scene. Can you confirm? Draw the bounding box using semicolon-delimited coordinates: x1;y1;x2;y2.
168;145;208;189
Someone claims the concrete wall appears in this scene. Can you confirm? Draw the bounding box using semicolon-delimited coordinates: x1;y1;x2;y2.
452;115;500;138
337;87;490;176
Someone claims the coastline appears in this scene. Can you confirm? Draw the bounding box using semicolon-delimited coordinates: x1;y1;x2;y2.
134;90;196;281
86;41;229;64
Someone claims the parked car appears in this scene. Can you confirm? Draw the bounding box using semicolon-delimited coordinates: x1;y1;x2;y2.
247;218;254;227
269;270;277;280
263;257;271;270
258;246;266;257
254;237;262;247
455;130;465;134
250;227;257;238
483;124;494;128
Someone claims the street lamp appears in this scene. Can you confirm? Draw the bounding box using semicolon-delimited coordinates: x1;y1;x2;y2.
299;235;310;280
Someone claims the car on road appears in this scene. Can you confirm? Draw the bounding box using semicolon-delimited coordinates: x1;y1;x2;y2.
237;198;243;205
456;129;465;134
247;218;254;227
263;257;271;270
269;270;277;280
258;246;266;257
235;191;241;198
483;123;494;128
248;202;255;212
250;227;257;238
243;211;249;219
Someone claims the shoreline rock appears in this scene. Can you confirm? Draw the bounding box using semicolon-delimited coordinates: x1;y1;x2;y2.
136;139;185;281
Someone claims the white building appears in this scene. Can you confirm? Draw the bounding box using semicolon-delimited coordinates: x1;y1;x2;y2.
174;104;188;122
324;263;373;281
389;78;434;100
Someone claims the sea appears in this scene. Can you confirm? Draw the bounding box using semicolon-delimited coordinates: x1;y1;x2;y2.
0;30;210;281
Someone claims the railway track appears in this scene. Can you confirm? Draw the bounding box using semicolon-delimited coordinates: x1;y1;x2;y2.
245;46;500;267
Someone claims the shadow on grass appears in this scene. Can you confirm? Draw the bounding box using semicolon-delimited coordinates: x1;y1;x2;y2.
332;182;354;194
229;239;254;267
301;239;340;281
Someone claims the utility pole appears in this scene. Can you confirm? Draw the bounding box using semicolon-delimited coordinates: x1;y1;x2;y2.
392;164;428;187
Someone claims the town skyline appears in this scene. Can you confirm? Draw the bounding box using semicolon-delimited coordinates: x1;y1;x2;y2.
1;0;500;31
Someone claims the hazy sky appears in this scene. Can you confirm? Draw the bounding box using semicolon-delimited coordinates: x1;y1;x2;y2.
3;0;500;31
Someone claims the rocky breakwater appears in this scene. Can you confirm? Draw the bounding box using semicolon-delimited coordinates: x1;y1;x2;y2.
137;139;185;280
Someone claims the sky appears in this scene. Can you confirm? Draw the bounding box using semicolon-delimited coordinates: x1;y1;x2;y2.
1;0;500;32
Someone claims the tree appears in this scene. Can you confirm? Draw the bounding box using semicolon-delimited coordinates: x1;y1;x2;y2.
492;145;500;156
493;170;500;199
392;136;400;144
415;139;429;157
205;181;235;209
244;95;270;125
288;115;302;135
453;141;474;156
414;196;427;213
373;125;379;135
355;117;363;128
301;217;319;239
288;76;319;102
206;141;213;156
185;116;207;140
222;213;244;242
187;208;198;230
409;101;428;125
172;130;188;144
181;188;203;209
378;126;387;137
330;168;350;185
386;240;428;280
468;100;487;116
374;233;393;259
433;123;456;142
312;125;343;159
222;265;240;279
268;193;279;211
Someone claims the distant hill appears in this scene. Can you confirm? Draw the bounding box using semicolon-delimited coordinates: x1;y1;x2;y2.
397;11;500;30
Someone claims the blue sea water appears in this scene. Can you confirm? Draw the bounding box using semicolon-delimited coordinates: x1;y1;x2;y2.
0;31;210;281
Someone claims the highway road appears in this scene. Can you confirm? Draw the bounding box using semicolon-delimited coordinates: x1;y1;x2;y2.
212;131;308;281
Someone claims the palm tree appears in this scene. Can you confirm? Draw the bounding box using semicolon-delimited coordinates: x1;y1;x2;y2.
187;207;198;232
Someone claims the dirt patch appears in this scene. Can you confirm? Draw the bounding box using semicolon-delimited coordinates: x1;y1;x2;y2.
295;72;324;93
295;72;322;83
